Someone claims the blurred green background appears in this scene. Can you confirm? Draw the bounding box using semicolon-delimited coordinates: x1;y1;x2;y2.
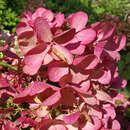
0;0;130;97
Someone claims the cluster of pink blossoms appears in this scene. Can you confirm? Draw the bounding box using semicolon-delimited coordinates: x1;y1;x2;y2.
0;8;130;130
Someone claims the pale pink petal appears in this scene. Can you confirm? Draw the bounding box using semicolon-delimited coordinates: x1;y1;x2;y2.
103;104;116;119
65;43;85;55
23;43;50;75
43;53;53;65
49;124;67;130
80;80;90;92
0;74;9;87
48;61;69;82
51;12;64;27
95;90;112;103
63;112;80;124
82;96;98;106
66;125;78;130
82;116;101;130
52;44;73;65
34;17;53;42
32;8;46;20
88;107;102;119
68;11;88;32
111;120;120;130
70;68;89;84
42;10;54;22
76;29;96;44
97;70;111;84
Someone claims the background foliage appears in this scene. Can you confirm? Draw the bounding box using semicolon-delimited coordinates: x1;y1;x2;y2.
0;0;129;32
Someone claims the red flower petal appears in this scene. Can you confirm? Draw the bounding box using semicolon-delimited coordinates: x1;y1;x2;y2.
60;87;77;106
101;23;116;40
53;29;75;44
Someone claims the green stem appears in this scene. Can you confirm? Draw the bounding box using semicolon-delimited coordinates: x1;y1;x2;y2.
0;62;18;71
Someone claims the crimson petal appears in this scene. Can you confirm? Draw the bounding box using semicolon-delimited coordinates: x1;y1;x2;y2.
53;29;75;44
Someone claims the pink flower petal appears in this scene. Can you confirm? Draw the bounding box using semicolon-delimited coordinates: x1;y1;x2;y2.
43;53;53;65
13;82;47;103
68;11;88;32
52;44;73;65
97;70;111;84
101;23;116;40
16;23;33;37
54;29;75;44
76;28;96;44
32;8;46;20
42;10;54;22
18;31;37;55
88;107;102;119
70;68;89;84
73;54;99;70
96;90;112;103
94;42;105;59
51;12;64;27
48;61;69;82
41;91;61;106
63;112;80;124
115;34;126;51
65;43;85;55
103;104;116;119
23;43;50;75
80;80;90;92
111;120;120;130
82;116;101;130
82;96;98;106
49;124;67;130
34;17;53;42
0;74;9;87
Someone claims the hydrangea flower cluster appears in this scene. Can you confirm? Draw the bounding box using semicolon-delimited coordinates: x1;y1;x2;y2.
0;8;129;130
